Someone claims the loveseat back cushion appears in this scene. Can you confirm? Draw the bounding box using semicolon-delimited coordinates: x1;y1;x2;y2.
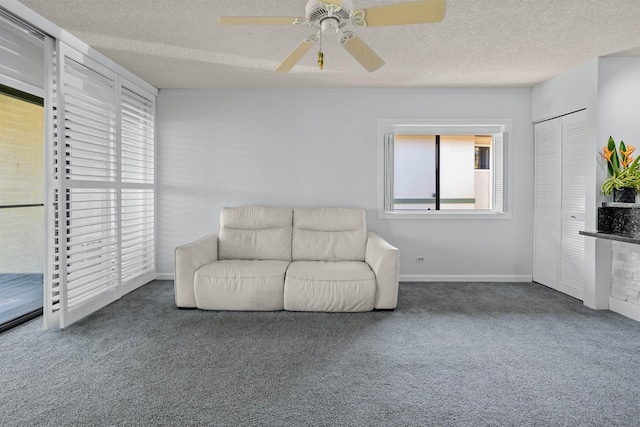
219;206;293;261
292;207;367;261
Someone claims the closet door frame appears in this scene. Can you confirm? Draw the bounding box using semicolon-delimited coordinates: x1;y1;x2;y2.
533;109;587;300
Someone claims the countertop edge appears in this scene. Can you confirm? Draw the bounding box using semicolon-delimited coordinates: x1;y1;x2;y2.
580;230;640;245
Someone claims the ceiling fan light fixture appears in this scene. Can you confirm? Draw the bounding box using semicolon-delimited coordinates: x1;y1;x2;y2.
320;17;339;34
305;0;353;32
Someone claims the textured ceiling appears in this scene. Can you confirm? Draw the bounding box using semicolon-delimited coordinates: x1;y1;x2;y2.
18;0;640;89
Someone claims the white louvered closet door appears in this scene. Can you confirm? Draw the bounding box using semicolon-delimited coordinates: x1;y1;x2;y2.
559;110;586;300
55;43;120;328
533;118;561;290
533;110;586;299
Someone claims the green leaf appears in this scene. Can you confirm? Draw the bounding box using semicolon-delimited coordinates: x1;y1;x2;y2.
620;140;628;168
629;153;640;171
608;136;620;175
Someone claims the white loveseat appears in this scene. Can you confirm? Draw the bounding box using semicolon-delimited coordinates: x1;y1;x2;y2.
175;206;399;312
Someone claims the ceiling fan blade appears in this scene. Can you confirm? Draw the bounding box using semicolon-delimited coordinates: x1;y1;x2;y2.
355;0;446;27
218;16;302;25
340;34;385;72
276;36;318;73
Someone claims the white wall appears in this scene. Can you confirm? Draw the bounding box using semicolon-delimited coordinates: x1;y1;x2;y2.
532;59;599;122
597;58;640;154
157;88;534;281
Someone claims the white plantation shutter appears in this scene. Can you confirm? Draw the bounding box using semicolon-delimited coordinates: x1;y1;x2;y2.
44;42;156;328
121;189;154;284
119;83;155;290
120;87;154;184
384;133;394;212
56;44;120;327
63;188;118;305
63;61;118;181
492;132;505;212
44;38;60;328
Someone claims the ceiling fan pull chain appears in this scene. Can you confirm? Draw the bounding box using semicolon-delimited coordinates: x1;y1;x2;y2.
318;30;324;70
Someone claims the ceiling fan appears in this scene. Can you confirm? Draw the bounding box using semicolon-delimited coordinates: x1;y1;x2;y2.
218;0;446;73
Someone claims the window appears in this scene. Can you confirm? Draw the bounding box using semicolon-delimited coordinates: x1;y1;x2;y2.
475;146;490;170
379;119;509;219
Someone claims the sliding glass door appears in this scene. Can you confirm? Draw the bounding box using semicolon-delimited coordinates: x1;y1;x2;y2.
0;8;47;331
0;88;44;330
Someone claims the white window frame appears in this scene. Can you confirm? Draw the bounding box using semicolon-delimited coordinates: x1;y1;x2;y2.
378;118;512;220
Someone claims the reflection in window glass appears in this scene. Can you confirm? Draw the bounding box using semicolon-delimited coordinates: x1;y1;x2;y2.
393;135;436;210
391;134;493;211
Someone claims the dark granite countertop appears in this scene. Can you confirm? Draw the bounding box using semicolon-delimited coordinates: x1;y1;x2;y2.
580;230;640;245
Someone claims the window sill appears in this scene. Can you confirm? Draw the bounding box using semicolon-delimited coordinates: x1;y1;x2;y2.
377;210;512;220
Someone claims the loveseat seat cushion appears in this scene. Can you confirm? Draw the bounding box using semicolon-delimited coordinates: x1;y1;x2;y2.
194;260;289;310
284;261;375;312
219;206;293;261
292;207;367;262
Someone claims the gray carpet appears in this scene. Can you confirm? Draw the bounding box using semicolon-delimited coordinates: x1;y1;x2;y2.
2;281;640;426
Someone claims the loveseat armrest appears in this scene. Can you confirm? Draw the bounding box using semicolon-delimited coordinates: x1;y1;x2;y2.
175;233;218;307
365;232;399;309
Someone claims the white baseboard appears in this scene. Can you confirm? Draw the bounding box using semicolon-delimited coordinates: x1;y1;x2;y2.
157;273;532;283
400;275;533;282
609;296;640;323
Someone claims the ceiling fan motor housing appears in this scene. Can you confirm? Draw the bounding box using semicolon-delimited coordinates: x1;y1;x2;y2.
305;0;354;32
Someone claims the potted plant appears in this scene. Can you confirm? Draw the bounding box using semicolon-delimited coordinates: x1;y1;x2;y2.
601;136;640;203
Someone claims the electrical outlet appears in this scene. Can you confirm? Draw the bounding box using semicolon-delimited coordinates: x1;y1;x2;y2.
416;256;425;263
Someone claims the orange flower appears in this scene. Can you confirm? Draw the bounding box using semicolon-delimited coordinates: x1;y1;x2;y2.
618;145;636;168
601;146;614;163
622;145;636;158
